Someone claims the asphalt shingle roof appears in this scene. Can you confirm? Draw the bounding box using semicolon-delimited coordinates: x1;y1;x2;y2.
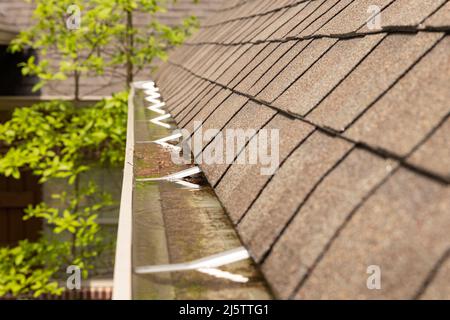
155;0;450;299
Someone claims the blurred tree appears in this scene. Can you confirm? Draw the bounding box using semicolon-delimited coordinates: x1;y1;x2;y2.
1;0;199;298
0;93;128;298
9;0;198;99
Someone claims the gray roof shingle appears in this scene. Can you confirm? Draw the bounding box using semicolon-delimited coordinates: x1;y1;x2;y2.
423;1;450;29
345;35;450;157
257;37;337;103
316;0;395;36
215;114;314;223
307;32;443;131
200;100;276;185
296;168;450;299
238;131;353;262
262;148;396;299
273;34;385;115
237;40;301;95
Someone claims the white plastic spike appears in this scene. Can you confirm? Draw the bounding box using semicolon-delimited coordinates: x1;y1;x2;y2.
146;100;164;108
145;92;161;102
131;81;145;88
158;142;180;152
153;141;181;152
152;133;182;152
154;133;182;143
145;91;161;98
136;166;201;182
174;179;201;189
141;81;156;89
147;100;165;107
133;81;155;89
147;102;166;114
198;268;249;283
144;88;159;94
144;87;158;93
135;247;250;274
145;90;166;114
150;113;172;129
147;104;166;115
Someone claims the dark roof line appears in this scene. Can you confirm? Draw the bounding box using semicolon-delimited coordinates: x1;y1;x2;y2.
185;27;450;46
413;248;450;299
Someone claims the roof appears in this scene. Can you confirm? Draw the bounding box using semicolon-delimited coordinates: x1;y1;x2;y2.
154;0;450;299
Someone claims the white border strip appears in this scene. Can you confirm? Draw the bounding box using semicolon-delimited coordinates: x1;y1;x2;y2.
112;85;136;300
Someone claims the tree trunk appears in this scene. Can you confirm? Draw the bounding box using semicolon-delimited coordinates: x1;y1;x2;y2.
126;10;134;87
72;175;79;261
74;70;80;101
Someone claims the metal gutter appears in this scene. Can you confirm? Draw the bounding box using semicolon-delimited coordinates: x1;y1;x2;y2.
112;87;135;300
113;81;271;300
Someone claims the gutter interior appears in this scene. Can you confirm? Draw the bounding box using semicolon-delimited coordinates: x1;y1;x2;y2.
131;86;272;300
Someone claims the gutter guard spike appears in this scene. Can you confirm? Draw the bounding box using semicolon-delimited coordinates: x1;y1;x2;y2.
144;88;159;94
153;133;183;143
145;89;166;115
198;268;249;283
150;113;172;129
133;81;155;89
136;166;201;182
147;104;167;115
174;180;201;189
141;81;155;90
147;102;166;115
153;142;181;152
152;133;183;152
145;95;162;103
144;92;161;99
134;246;250;274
